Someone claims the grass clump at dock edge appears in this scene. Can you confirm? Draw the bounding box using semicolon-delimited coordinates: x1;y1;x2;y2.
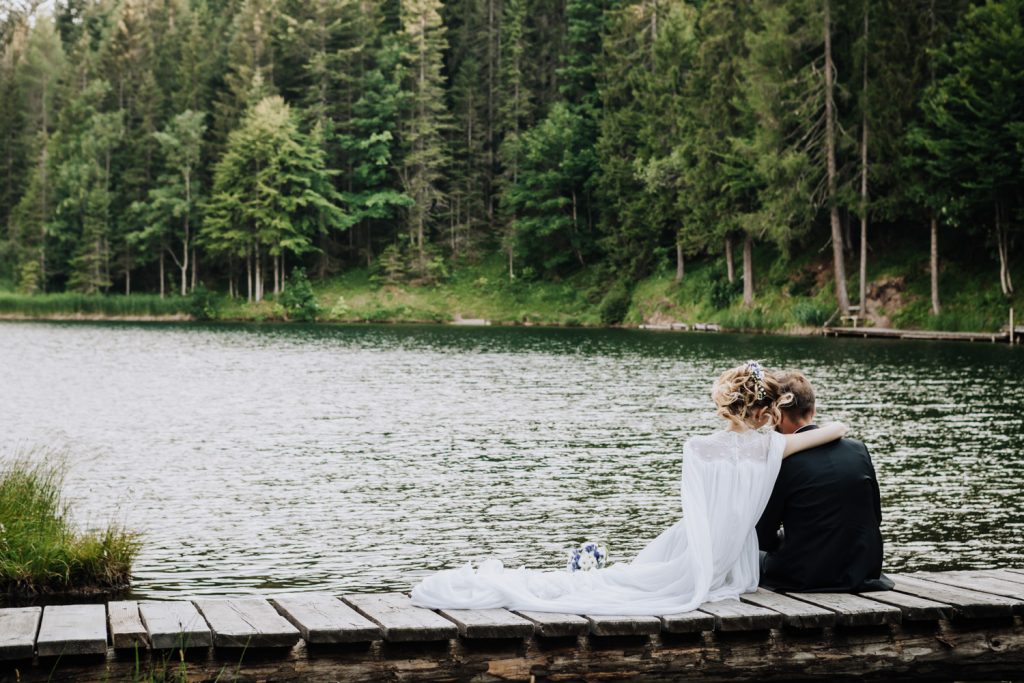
0;454;140;599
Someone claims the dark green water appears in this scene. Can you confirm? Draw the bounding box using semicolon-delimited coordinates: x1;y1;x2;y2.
0;321;1021;598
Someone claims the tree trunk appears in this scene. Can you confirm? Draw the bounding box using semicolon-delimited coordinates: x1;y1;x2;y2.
930;215;940;315
274;253;280;296
725;237;735;284
675;238;684;282
858;0;869;313
256;248;263;302
824;0;850;315
180;253;188;297
246;247;253;303
742;234;754;307
997;203;1013;296
280;251;286;293
191;248;197;292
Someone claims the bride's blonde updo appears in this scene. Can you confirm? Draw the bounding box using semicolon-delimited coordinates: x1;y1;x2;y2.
712;361;794;430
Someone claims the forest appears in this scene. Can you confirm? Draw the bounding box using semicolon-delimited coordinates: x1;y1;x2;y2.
0;0;1021;325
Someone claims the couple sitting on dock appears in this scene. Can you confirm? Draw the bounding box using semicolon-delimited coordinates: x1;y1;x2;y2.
411;362;892;615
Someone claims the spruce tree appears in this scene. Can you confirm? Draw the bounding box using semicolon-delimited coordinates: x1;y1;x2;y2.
203;96;347;301
397;0;450;273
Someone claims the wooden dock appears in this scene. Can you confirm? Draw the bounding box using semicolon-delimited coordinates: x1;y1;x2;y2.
2;569;1023;682
823;325;1024;344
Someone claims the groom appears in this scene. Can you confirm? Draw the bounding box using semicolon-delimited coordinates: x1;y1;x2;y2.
756;370;893;592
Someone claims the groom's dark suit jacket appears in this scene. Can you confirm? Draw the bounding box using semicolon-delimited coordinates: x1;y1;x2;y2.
756;424;892;592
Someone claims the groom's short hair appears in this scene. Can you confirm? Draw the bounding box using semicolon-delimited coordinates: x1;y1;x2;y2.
774;370;815;419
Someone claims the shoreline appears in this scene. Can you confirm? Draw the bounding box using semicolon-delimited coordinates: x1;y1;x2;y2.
3;312;1020;345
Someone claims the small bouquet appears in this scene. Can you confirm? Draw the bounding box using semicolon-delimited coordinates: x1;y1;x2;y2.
566;541;608;572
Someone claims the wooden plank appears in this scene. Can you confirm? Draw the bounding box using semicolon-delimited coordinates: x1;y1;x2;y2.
513;611;589;637
740;589;835;628
343;593;457;642
107;601;148;649
138;600;212;650
859;590;952;621
193;598;301;648
436;608;534;639
659;610;715;634
585;614;661;636
697;599;782;631
36;604;107;657
0;607;41;660
270;593;381;644
783;592;900;627
910;571;1024;607
889;574;1016;619
986;569;1024;585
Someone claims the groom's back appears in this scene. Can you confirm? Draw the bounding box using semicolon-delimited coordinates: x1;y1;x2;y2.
756;434;887;592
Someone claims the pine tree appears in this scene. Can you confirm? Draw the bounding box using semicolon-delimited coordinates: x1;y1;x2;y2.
397;0;450;273
134;110;206;297
9;15;66;291
743;0;845;308
496;0;532;279
911;0;1023;296
203;96;347;302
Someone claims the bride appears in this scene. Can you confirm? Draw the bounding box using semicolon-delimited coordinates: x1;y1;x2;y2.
410;361;847;616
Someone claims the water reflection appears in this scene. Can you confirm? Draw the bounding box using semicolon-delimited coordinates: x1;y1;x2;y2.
0;320;1021;598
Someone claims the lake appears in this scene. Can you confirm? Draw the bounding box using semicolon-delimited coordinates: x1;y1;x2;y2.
0;320;1021;599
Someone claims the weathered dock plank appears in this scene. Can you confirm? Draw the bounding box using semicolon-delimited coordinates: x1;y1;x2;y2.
658;610;715;634
910;570;1024;606
889;574;1018;618
343;593;457;642
585;614;662;636
740;589;835;628
513;611;590;637
0;607;42;660
783;592;900;627
270;593;381;644
698;599;782;631
138;600;213;650
859;589;952;621
436;608;534;639
107;601;148;649
986;568;1024;585
194;598;301;648
36;604;107;657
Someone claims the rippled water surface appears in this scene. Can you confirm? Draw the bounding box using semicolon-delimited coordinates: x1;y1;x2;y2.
0;321;1021;598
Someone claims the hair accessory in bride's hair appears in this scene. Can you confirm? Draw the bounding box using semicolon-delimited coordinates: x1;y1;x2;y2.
745;360;768;401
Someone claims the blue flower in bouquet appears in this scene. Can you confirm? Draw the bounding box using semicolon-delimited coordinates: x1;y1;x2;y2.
566;541;608;572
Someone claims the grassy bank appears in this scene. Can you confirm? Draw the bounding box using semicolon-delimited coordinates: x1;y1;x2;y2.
0;292;190;319
0;454;140;599
0;247;1019;333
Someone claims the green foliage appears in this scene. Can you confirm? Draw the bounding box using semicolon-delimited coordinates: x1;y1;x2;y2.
188;284;219;321
0;0;1019;327
203;96;349;279
791;300;832;327
707;270;741;310
0;293;189;317
0;453;140;597
280;267;320;322
598;283;631;325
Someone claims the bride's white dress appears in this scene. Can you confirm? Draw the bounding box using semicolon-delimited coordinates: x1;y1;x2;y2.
410;429;785;615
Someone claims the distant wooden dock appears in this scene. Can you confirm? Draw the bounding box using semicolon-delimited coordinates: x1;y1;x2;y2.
2;569;1023;681
824;325;1024;344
